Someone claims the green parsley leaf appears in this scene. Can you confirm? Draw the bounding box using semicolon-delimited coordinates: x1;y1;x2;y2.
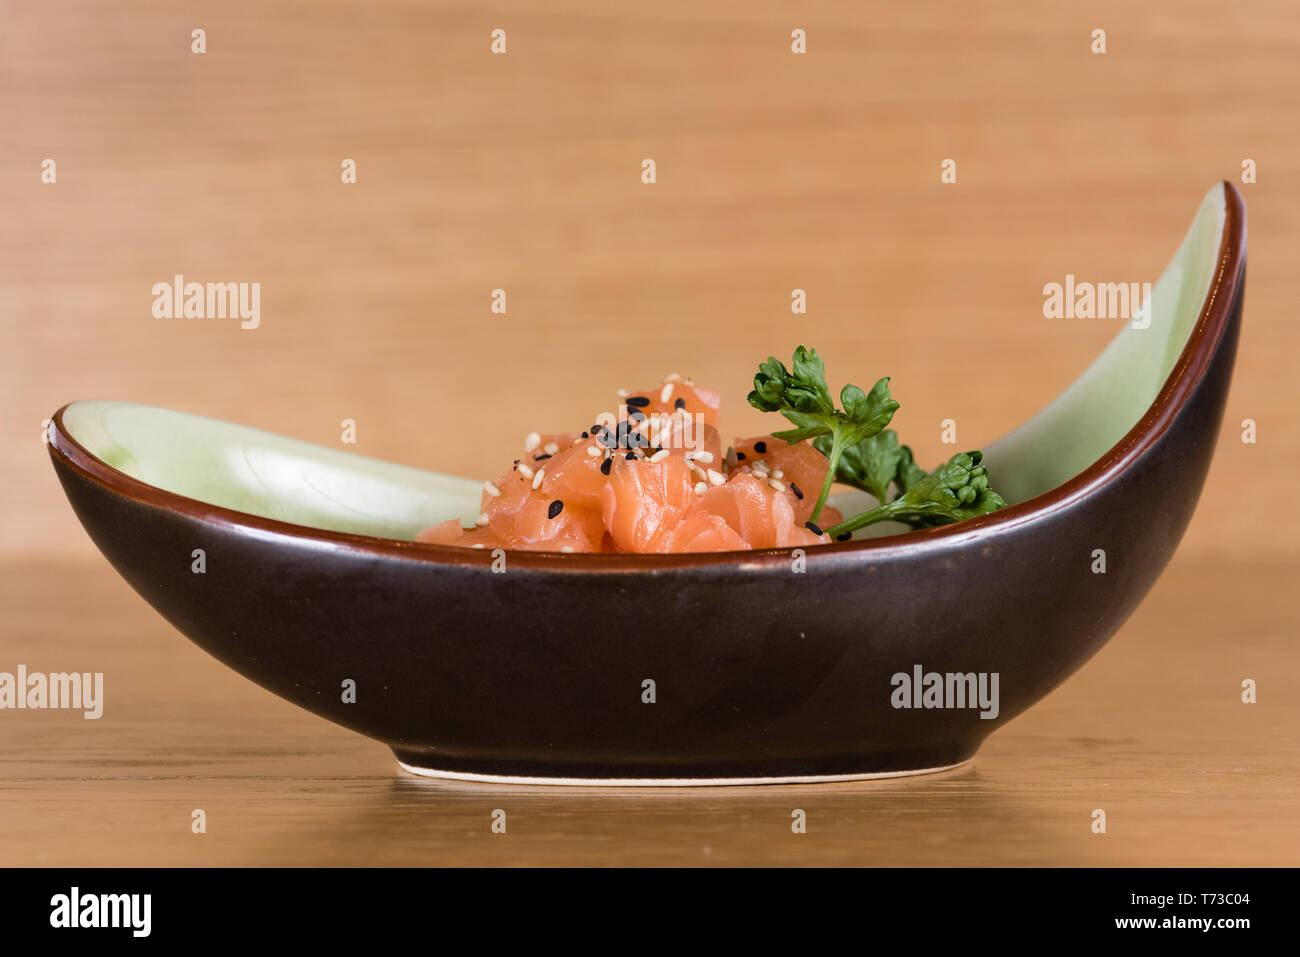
749;347;1010;539
825;451;1008;538
747;346;899;523
815;429;902;503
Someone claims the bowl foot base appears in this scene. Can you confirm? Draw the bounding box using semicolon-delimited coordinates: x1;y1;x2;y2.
393;755;973;787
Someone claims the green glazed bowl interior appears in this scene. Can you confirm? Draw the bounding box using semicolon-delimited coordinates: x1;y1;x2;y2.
59;184;1229;546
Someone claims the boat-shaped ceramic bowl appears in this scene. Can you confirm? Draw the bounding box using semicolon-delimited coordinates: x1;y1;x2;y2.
48;183;1246;785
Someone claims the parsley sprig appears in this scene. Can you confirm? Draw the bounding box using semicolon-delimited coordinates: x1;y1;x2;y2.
747;346;898;525
747;346;1008;538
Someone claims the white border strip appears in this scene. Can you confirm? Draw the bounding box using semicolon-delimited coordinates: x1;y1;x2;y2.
396;758;972;787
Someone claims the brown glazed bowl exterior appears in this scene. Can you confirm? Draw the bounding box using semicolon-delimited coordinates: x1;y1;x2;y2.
46;187;1246;784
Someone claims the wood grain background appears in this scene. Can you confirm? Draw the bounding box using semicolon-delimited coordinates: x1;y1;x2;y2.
2;0;1296;561
2;1;1298;866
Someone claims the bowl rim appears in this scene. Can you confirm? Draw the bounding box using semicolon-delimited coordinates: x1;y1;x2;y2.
47;183;1246;573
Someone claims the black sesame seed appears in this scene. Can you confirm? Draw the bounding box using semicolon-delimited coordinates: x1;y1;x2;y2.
790;482;803;500
600;458;613;475
754;440;767;453
674;397;686;410
547;500;564;519
625;451;636;461
836;532;852;542
625;395;650;407
804;521;822;535
533;453;552;461
581;431;589;438
736;452;747;461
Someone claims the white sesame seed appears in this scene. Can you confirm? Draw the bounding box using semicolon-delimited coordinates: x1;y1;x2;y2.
752;459;768;471
532;468;545;490
665;372;682;383
518;463;534;480
768;478;786;492
707;468;725;486
586;445;601;457
544;442;559;455
770;469;784;479
483;480;502;497
524;432;541;453
476;512;489;526
649;448;670;463
561;545;575;553
616;388;630;398
689;463;707;482
694;481;707;496
660;382;674;403
691;450;714;464
472;543;486;549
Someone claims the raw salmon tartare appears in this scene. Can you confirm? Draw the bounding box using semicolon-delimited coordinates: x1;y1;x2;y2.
416;375;841;553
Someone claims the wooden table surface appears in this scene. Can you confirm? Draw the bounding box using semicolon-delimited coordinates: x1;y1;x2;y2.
3;2;1299;866
2;556;1295;867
